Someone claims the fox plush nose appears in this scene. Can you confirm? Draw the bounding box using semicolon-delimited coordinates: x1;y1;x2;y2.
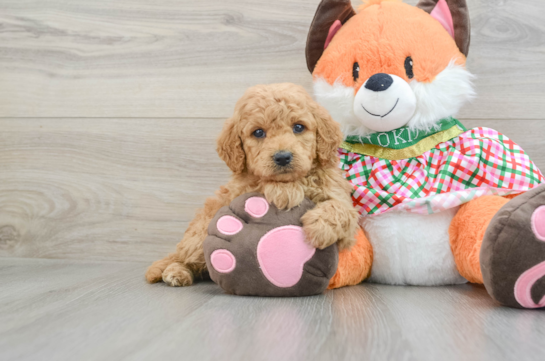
274;151;293;166
364;73;393;92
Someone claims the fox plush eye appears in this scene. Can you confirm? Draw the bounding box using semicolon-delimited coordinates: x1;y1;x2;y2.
253;129;266;138
293;124;305;134
404;56;414;79
352;62;360;82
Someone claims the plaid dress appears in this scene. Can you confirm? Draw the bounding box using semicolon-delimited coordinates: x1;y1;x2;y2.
339;124;544;216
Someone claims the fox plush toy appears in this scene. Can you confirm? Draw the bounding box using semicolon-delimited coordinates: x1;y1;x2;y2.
307;0;545;308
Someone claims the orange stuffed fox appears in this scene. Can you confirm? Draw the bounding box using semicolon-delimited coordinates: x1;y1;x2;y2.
307;0;545;308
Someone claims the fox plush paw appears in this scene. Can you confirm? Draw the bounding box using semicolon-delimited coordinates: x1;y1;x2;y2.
481;184;545;308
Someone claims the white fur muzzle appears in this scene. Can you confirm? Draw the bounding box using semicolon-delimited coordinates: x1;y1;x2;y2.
353;74;416;132
313;61;475;138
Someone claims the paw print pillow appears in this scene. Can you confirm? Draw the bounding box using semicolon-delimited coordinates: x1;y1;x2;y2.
203;193;339;296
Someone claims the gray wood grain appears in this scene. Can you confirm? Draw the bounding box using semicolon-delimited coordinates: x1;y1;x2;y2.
0;118;543;262
1;1;544;359
0;117;230;262
1;258;544;361
0;0;544;119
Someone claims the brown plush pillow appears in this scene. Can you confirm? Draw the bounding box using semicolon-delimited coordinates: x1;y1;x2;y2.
203;192;338;296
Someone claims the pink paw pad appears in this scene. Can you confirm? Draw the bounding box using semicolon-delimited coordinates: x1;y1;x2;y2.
531;206;545;241
245;197;269;218
514;261;545;308
256;226;316;288
513;206;545;308
217;215;243;235
210;249;236;273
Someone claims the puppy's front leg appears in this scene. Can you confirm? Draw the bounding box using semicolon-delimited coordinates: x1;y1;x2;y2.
145;185;235;286
301;198;359;250
301;169;359;250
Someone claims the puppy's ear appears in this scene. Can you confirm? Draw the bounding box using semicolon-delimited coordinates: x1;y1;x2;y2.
216;114;246;174
312;103;343;167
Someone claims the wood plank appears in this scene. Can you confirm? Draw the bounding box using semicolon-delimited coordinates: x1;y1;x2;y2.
0;118;230;262
0;118;543;262
0;0;544;119
1;258;545;361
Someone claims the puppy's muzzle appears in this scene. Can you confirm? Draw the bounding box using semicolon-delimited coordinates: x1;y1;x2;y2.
273;151;293;167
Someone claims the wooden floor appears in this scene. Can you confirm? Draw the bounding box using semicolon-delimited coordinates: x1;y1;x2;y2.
1;258;545;361
1;0;545;359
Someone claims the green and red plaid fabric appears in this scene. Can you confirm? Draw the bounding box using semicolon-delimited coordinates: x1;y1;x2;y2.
339;127;544;215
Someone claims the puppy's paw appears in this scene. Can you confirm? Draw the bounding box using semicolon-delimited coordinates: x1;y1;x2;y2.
162;263;194;287
301;208;338;250
145;257;172;283
335;235;357;251
145;266;164;284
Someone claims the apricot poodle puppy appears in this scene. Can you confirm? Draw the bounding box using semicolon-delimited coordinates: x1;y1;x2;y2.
145;83;359;287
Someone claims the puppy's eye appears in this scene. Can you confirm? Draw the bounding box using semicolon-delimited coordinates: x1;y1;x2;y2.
352;62;359;82
404;56;414;79
253;129;266;138
293;124;305;134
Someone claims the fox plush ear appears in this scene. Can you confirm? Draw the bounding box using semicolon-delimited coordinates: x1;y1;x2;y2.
306;0;356;73
416;0;471;57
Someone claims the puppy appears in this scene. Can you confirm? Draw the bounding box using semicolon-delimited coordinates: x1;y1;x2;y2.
145;83;359;286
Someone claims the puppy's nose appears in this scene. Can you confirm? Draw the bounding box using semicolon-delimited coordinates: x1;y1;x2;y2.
364;73;393;92
273;151;293;167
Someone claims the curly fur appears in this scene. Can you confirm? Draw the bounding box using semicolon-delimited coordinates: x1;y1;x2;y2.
145;83;360;287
